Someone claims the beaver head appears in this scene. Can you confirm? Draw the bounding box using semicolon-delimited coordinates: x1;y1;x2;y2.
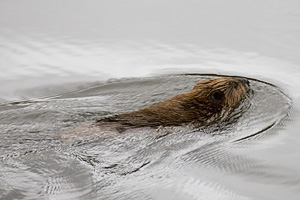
180;77;250;123
192;77;250;109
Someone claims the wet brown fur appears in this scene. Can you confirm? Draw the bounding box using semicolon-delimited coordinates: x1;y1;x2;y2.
95;77;250;133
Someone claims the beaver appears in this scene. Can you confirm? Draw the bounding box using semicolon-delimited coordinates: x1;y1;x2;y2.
61;77;250;141
96;77;249;132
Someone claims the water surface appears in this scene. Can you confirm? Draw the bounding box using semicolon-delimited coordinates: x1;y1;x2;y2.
1;1;300;200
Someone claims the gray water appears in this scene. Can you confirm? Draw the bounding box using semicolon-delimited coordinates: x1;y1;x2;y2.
1;1;300;200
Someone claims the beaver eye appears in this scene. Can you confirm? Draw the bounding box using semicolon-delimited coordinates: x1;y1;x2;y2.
211;91;224;103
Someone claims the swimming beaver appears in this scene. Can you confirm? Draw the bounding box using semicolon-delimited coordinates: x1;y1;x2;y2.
96;77;250;133
61;77;249;141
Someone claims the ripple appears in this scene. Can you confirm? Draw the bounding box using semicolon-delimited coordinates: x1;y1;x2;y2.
1;151;95;200
0;74;294;199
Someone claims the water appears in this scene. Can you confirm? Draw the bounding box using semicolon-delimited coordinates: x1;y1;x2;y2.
1;1;300;200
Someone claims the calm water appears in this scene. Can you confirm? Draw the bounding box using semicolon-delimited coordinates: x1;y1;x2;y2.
1;1;300;200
